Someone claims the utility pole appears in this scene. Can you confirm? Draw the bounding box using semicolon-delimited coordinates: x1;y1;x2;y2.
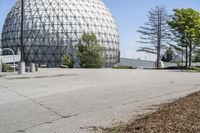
19;0;25;74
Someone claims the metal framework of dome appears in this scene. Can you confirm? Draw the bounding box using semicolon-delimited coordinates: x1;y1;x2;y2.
1;0;119;67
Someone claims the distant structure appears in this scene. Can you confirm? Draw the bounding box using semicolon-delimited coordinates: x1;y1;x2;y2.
161;48;198;63
1;0;119;67
162;49;184;62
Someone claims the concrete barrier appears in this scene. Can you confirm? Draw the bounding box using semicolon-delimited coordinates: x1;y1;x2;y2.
18;62;25;74
30;63;36;72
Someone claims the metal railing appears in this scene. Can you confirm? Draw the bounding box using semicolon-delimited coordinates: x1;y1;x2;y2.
0;48;16;72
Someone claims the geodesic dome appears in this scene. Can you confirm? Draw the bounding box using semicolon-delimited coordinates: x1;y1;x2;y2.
1;0;119;67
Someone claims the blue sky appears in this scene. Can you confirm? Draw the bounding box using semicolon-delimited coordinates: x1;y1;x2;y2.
0;0;200;60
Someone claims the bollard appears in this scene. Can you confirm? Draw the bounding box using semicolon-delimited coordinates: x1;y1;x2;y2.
18;62;26;74
30;63;36;72
35;64;39;72
25;67;30;72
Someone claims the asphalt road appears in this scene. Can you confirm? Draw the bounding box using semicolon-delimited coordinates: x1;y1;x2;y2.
0;69;200;133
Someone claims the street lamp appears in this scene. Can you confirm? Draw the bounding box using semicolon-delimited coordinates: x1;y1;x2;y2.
19;0;25;74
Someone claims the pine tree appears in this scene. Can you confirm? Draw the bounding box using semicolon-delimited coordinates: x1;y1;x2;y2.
137;6;170;68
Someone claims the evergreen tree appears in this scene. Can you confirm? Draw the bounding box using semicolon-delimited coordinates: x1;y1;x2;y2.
137;6;170;68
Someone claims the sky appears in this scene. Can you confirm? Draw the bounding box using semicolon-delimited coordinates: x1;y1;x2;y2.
0;0;200;60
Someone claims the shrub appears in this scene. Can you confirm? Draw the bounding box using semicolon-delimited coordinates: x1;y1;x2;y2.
112;65;136;69
194;49;200;62
165;66;200;72
186;66;200;72
62;55;73;68
2;63;14;72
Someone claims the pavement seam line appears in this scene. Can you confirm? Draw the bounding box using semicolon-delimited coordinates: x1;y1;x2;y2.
14;114;80;133
1;85;199;133
14;118;61;133
14;87;200;132
0;86;64;118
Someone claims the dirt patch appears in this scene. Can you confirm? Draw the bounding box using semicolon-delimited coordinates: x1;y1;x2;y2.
91;91;200;133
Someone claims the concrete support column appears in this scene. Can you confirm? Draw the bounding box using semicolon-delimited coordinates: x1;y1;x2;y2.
18;62;25;74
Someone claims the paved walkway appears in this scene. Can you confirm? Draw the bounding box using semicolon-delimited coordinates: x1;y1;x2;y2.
0;69;200;133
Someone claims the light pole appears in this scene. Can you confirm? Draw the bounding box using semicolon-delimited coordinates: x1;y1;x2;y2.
21;0;24;62
19;0;25;74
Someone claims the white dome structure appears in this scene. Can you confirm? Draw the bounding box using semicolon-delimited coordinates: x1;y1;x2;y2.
1;0;119;67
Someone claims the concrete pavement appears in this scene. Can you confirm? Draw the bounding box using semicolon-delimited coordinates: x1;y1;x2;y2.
0;69;200;133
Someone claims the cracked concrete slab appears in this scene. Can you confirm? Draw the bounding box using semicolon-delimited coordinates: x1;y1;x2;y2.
0;99;59;133
0;69;200;133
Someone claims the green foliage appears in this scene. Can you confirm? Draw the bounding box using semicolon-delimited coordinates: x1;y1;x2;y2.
62;54;73;68
112;65;136;69
76;33;105;68
186;66;200;72
194;49;200;62
168;8;200;43
168;8;200;66
165;47;174;61
166;47;173;54
165;66;200;72
2;63;14;72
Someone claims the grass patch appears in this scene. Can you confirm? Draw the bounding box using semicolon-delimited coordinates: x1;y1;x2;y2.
186;66;200;72
0;75;4;78
112;65;136;69
165;66;200;72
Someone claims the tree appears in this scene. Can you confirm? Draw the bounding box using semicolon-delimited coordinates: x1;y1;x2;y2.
137;6;170;68
76;33;105;68
194;49;200;62
169;43;185;66
165;47;173;61
168;8;200;66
